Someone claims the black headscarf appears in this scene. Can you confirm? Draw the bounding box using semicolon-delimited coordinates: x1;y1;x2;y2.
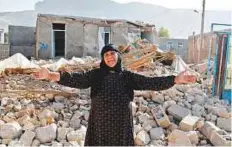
92;44;123;89
99;44;122;73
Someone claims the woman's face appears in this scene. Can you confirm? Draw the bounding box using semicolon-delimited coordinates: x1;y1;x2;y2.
103;51;118;67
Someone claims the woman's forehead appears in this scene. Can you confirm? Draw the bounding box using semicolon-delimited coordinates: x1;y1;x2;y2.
104;51;117;55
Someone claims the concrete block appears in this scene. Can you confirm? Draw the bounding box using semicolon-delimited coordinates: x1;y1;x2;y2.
151;105;170;128
167;104;190;120
200;121;231;146
179;115;200;131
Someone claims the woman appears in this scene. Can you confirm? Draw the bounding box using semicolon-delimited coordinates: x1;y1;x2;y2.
34;44;196;146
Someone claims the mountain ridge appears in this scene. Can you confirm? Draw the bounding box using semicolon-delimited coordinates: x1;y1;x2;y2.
0;0;231;38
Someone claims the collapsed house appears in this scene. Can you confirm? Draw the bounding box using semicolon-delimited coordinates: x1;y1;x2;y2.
36;14;159;59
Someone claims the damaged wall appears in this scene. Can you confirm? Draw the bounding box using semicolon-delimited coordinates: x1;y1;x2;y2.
159;38;188;62
111;22;129;46
9;25;35;58
188;33;217;64
36;14;157;59
36;16;52;59
66;23;84;58
36;15;100;59
83;24;99;57
141;28;159;45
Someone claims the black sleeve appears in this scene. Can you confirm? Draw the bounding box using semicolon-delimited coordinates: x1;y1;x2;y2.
128;71;176;91
58;70;93;89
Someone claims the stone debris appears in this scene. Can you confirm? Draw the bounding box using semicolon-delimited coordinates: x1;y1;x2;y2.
57;127;73;142
0;122;22;139
167;104;190;121
168;129;192;146
179;115;200;131
0;53;231;146
186;131;199;145
149;127;165;140
19;130;35;146
216;117;231;132
35;123;57;143
134;130;151;146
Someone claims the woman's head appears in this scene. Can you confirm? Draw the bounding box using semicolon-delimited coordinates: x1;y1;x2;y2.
100;44;122;72
101;44;120;68
103;51;118;67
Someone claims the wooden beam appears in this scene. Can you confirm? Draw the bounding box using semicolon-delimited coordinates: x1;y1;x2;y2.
0;89;77;97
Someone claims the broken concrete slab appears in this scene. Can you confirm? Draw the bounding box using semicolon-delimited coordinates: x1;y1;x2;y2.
167;104;190;121
179;115;200;131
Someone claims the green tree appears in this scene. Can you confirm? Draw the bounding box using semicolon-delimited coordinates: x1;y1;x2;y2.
158;27;170;38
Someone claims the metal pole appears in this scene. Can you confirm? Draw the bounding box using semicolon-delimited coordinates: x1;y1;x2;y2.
199;0;206;63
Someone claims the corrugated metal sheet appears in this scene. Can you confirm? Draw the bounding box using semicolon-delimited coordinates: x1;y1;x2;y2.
0;44;9;60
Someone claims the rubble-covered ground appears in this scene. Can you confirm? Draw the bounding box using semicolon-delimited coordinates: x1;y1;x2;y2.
0;56;231;147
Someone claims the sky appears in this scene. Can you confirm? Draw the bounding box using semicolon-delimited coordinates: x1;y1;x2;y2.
0;0;232;12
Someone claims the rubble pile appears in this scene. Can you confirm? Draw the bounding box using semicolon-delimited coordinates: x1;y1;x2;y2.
0;39;176;76
0;54;99;76
0;55;231;146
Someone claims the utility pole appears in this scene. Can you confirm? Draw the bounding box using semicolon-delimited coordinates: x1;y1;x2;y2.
199;0;206;63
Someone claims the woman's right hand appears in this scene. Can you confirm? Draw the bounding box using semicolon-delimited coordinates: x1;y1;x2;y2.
33;67;50;80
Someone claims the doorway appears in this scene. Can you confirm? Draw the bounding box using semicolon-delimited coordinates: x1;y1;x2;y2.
52;23;65;57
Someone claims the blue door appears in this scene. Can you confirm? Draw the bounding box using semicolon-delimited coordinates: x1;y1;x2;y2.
222;35;232;103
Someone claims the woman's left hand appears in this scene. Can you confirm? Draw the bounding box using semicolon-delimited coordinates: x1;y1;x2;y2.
174;70;197;84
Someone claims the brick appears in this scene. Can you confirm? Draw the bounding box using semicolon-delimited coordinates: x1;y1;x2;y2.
216;118;231;132
179;115;200;131
167;104;190;120
151;105;170;128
